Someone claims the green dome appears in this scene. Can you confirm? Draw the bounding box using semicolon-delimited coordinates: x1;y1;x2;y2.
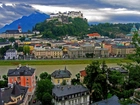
131;24;138;32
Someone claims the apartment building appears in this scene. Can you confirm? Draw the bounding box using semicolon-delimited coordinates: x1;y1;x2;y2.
52;85;89;105
67;48;82;58
81;44;94;57
33;48;63;59
94;48;109;57
112;45;135;57
7;65;36;101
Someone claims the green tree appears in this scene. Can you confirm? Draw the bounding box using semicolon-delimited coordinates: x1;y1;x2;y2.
23;45;30;55
2;75;8;81
39;72;51;80
0;80;7;88
36;79;54;105
84;61;108;102
14;42;18;49
17;46;23;52
8;37;15;42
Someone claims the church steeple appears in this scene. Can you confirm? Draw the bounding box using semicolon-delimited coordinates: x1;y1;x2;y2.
18;25;22;33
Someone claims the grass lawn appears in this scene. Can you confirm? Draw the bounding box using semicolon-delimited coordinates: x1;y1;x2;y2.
0;58;132;66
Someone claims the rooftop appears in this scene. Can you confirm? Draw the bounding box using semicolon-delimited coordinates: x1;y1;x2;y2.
0;83;28;105
87;33;101;37
80;70;87;77
52;85;89;97
92;95;120;105
51;67;71;78
7;65;35;76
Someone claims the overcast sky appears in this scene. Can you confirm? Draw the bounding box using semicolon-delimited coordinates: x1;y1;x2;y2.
0;0;140;27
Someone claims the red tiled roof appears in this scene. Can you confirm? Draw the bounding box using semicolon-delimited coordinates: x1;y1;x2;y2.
35;44;42;47
87;33;101;37
80;70;87;77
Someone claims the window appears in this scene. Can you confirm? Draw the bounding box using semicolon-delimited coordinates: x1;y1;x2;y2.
26;82;29;86
58;79;60;83
26;77;28;80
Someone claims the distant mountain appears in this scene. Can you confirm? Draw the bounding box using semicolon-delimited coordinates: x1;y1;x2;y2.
0;12;50;33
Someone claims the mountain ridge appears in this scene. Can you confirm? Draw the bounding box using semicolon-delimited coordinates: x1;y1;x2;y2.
0;12;50;33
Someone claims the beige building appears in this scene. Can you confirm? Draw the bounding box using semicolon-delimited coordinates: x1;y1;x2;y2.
0;33;33;39
112;45;135;57
81;44;94;57
67;48;82;58
33;48;63;59
51;67;72;85
94;48;109;57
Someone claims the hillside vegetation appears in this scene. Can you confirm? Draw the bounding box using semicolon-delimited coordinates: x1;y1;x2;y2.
34;17;89;39
89;23;140;38
33;17;140;39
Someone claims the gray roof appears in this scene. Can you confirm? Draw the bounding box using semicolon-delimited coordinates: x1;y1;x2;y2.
5;30;19;34
7;66;35;76
51;67;71;78
109;67;128;73
0;83;28;105
6;49;16;53
92;95;120;105
112;45;135;49
0;42;10;45
52;85;89;97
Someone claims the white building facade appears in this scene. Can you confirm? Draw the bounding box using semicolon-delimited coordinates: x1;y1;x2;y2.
5;49;18;60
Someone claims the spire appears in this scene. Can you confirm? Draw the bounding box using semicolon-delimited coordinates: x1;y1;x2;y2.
64;66;67;70
133;24;136;28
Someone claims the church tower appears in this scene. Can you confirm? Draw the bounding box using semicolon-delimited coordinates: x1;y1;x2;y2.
18;25;22;33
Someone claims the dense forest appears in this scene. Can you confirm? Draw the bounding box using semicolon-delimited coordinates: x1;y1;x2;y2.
33;17;140;39
33;17;89;39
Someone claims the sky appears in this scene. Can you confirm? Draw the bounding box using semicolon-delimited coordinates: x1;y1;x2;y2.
0;0;140;27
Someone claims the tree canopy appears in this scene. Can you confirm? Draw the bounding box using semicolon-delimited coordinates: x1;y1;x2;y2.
34;17;89;39
35;78;54;105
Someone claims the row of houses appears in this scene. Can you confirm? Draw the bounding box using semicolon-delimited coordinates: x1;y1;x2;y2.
0;65;90;105
1;65;140;105
1;24;139;60
3;39;135;60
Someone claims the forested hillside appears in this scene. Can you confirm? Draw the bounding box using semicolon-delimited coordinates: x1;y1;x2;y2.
89;23;140;38
33;17;89;39
33;17;140;39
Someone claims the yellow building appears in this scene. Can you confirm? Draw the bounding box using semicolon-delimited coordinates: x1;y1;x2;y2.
33;48;63;59
51;67;72;85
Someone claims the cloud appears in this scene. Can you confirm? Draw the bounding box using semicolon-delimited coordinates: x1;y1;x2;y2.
0;3;36;28
98;0;140;9
31;4;140;23
0;0;140;28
